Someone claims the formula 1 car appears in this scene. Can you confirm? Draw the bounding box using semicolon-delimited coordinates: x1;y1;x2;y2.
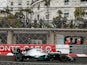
10;47;75;62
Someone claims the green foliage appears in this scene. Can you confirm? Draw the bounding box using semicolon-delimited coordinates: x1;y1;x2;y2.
0;17;9;28
15;11;24;18
52;17;61;28
5;6;10;14
74;7;84;21
58;10;63;15
44;23;52;28
21;8;33;13
7;14;16;19
74;7;85;28
52;10;66;28
57;10;63;18
11;21;24;28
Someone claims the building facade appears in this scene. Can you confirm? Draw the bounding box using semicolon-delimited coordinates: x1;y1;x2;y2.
7;0;87;24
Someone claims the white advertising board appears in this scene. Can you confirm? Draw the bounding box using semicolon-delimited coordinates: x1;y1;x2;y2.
56;45;70;54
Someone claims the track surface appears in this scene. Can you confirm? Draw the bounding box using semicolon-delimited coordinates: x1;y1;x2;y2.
0;56;87;65
0;61;87;65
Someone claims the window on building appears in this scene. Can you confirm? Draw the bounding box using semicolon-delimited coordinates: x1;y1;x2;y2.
10;7;13;11
18;3;22;5
86;12;87;16
27;1;29;5
64;0;69;5
18;0;22;5
84;12;87;16
38;4;40;10
31;0;34;4
37;15;39;20
64;13;69;17
18;7;22;11
46;14;49;19
11;2;13;5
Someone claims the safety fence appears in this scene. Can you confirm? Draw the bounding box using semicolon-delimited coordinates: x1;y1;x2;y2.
0;28;87;55
0;28;87;44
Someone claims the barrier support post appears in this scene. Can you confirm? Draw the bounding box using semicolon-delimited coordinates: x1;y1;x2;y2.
47;31;55;44
7;30;13;44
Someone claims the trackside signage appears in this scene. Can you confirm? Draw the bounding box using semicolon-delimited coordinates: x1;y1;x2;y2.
0;44;56;56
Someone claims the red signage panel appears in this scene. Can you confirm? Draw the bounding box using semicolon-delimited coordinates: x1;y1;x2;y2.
0;44;56;56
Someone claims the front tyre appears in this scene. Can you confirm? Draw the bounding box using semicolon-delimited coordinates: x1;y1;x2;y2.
15;53;23;61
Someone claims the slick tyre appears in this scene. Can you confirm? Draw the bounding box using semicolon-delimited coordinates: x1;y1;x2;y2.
49;58;54;61
15;53;23;61
61;56;68;62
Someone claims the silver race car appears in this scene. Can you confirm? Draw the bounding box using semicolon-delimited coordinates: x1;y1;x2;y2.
10;47;75;62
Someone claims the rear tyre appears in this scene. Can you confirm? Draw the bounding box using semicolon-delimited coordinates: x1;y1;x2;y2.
61;56;68;62
49;58;54;61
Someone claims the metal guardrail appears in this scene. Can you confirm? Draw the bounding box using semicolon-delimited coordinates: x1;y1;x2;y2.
70;45;87;54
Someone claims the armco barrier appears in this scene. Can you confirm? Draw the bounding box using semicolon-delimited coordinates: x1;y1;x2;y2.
70;45;87;54
56;45;70;54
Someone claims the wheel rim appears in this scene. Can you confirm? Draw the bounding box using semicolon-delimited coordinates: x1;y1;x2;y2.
16;56;21;61
61;56;67;62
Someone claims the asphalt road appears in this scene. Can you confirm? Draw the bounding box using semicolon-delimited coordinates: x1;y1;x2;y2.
0;61;87;65
0;56;87;65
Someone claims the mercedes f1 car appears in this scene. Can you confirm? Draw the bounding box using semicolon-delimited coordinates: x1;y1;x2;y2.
10;47;75;62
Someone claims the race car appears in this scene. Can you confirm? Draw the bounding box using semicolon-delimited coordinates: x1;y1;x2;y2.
11;47;75;62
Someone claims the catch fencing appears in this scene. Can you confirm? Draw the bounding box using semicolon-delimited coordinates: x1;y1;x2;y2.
0;28;87;55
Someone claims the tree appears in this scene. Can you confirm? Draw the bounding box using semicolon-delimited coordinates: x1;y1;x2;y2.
74;7;85;27
52;10;65;28
39;19;43;28
5;6;10;14
15;11;25;23
33;19;38;28
57;10;63;18
21;8;33;28
62;17;67;28
0;17;9;28
44;0;51;23
74;7;84;20
15;11;24;19
4;6;11;18
52;17;62;28
7;14;17;27
69;20;74;28
11;21;24;28
4;6;18;27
